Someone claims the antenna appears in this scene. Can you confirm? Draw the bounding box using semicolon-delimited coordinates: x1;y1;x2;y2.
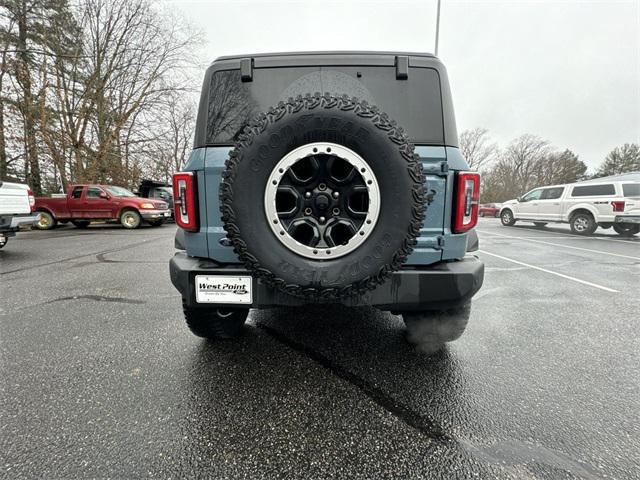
435;0;442;56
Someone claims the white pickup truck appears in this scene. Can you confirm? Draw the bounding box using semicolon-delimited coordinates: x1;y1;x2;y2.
499;175;640;236
0;181;39;248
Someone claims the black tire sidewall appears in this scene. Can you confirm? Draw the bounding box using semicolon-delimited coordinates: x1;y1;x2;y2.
223;98;424;294
501;210;515;226
571;213;595;235
613;224;640;236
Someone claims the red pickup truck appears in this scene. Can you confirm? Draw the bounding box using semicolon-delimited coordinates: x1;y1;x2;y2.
34;184;171;230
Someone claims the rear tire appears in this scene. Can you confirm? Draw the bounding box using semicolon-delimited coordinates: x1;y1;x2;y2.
403;303;471;354
500;209;516;226
35;211;56;230
72;220;90;229
182;300;249;339
533;222;547;228
120;209;141;229
613;224;640;237
570;212;596;235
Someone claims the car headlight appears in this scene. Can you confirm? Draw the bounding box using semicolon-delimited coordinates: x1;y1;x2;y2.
140;203;155;209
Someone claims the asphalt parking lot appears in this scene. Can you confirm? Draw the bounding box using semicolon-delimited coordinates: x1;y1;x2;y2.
1;218;639;479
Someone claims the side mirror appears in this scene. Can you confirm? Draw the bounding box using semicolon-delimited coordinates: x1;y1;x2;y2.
517;196;523;202
99;192;109;199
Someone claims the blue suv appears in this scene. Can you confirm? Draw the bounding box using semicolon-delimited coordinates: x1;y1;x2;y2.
169;51;484;353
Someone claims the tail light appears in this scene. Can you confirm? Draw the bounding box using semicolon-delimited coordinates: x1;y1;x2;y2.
611;200;625;212
172;172;198;232
27;188;35;212
453;171;480;233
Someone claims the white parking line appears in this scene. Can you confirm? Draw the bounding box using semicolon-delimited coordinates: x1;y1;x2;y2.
478;249;620;293
503;226;637;244
477;230;640;261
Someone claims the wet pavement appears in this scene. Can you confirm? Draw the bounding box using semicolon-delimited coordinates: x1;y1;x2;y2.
1;219;639;479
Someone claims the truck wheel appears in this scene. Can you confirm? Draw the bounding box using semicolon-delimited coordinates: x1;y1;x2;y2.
120;209;141;229
182;300;248;339
533;222;547;228
613;224;640;237
72;220;90;229
500;209;516;226
35;211;56;230
570;212;596;235
402;303;471;354
220;94;425;300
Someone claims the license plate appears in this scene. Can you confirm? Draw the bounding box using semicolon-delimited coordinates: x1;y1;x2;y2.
195;275;252;304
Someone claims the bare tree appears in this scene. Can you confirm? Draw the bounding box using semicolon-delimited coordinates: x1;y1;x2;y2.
534;149;586;186
480;135;588;202
1;0;202;190
459;127;497;171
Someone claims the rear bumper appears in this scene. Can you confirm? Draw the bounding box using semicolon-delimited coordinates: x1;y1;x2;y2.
170;253;484;311
615;215;640;224
140;209;171;220
0;213;40;235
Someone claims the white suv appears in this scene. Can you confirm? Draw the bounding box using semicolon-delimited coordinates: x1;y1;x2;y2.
499;175;640;236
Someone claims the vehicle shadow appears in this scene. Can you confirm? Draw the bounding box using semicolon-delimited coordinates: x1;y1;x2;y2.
180;305;483;476
186;304;478;433
507;223;640;241
26;222;174;236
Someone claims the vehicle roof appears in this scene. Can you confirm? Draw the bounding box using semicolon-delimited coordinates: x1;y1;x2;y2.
574;172;640;184
0;181;29;190
526;173;640;192
212;50;436;63
68;184;128;189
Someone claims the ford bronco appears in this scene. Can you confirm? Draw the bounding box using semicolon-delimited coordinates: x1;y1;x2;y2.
169;51;484;353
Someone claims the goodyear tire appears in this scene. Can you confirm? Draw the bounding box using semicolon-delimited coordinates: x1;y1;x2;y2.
220;94;425;299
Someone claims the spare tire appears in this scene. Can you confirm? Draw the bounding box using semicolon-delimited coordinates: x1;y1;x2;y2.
220;93;425;299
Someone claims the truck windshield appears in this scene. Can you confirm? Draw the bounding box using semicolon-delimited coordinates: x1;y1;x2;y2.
105;186;136;197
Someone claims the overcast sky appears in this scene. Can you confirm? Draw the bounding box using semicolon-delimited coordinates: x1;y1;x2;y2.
165;0;639;170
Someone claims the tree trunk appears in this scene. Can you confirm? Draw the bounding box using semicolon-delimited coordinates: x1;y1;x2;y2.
16;0;42;193
0;91;7;180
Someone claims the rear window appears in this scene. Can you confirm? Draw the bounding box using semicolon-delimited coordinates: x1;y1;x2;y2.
541;187;564;199
206;67;443;145
71;186;83;199
571;184;615;197
622;184;640;197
